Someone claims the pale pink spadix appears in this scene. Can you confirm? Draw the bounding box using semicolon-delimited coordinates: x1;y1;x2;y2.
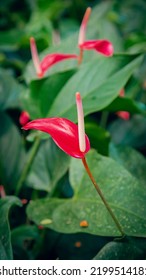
78;7;91;46
30;37;43;78
76;92;86;152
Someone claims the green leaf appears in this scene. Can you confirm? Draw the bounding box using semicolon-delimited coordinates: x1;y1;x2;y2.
48;55;143;121
21;70;76;119
105;96;144;114
85;122;110;156
27;138;70;192
93;237;146;260
109;115;146;148
11;225;40;260
109;144;146;186
0;69;22;111
27;150;146;237
0;196;22;260
0;112;26;192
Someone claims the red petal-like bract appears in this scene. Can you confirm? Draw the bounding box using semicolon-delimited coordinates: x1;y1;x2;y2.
19;111;30;126
116;111;130;120
40;54;78;74
79;40;114;56
23;118;90;158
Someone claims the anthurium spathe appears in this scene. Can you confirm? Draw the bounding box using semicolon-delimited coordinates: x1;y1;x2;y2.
23;92;90;158
78;7;114;63
80;40;114;57
30;37;78;78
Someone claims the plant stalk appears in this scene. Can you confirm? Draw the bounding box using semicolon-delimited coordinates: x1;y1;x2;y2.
15;136;41;196
78;49;83;65
82;156;125;237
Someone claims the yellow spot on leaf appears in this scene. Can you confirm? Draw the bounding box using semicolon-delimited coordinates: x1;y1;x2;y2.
40;219;52;225
79;220;89;228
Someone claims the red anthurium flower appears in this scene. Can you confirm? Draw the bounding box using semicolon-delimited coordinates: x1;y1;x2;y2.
19;111;30;126
116;89;130;120
23;93;90;158
78;7;114;62
30;37;78;78
79;40;114;57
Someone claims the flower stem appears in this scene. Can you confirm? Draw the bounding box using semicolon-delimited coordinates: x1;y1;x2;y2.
15;136;41;196
81;156;125;237
78;49;83;65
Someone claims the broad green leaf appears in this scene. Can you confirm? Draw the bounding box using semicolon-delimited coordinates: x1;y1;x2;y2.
108;115;146;148
27;138;70;192
27;150;146;237
11;225;40;260
93;237;146;260
0;196;22;260
0;112;26;192
21;70;76;119
48;55;143;121
0;69;23;111
109;144;146;185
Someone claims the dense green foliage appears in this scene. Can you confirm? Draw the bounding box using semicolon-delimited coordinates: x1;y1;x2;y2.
0;0;146;260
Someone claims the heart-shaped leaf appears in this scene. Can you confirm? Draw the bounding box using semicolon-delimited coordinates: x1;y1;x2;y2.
27;150;146;237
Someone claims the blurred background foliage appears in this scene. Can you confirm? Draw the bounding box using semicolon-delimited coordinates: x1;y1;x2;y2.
0;0;146;260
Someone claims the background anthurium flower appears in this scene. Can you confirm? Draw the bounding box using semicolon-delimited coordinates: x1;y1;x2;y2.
78;7;114;57
23;118;90;158
116;111;130;120
116;89;130;120
19;111;30;126
30;37;78;78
